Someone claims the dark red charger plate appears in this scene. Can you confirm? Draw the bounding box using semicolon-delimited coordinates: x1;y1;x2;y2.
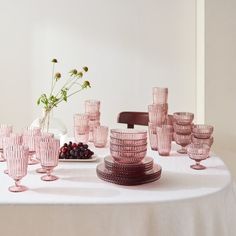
96;163;162;186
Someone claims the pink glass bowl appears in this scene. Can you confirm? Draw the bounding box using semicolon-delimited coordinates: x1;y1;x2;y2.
191;135;214;147
110;129;147;140
192;124;214;139
173;112;194;125
173;123;192;134
110;143;147;152
110;137;147;146
187;143;210;170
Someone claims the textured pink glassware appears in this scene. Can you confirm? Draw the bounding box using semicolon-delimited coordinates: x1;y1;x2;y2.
39;139;60;181
24;127;41;136
110;137;147;146
73;113;89;126
174;133;192;154
85;100;100;113
93;126;109;148
152;87;168;104
110;143;147;152
0;124;13;162
174;123;192;134
110;129;147;140
3;133;23;174
73;113;89;143
148;122;158;151
191;135;214;147
192;124;214;139
173;112;194;125
148;104;168;124
22;130;41;165
35;133;54;174
156;125;173;156
86;112;101;121
187;144;210;170
5;145;29;192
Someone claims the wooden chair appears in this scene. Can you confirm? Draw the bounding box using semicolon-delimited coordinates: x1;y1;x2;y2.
117;111;149;128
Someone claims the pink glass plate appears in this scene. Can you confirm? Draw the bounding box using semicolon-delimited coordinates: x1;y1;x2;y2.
110;129;147;140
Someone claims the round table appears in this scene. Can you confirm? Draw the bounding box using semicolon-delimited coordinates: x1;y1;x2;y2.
0;144;235;236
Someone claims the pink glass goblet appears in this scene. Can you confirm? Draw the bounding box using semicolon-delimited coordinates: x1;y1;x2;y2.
85;100;101;113
39;139;60;181
187;144;210;170
156;125;173;156
93;126;109;148
152;87;168;104
3;133;23;174
148;122;158;151
174;133;192;154
173;123;192;135
173;112;194;125
192;124;214;139
5;145;29;192
191;135;214;147
35;133;54;174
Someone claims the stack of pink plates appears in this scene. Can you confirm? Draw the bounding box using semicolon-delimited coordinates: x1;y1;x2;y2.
96;129;162;186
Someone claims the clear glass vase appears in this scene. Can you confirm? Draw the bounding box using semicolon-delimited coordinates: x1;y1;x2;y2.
31;109;67;140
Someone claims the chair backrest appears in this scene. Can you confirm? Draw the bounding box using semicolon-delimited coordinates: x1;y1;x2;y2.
117;112;149;128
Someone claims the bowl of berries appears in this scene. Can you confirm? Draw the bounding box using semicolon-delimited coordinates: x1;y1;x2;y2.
59;141;96;162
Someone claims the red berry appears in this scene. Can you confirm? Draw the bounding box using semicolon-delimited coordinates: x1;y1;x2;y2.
62;147;68;153
72;143;77;148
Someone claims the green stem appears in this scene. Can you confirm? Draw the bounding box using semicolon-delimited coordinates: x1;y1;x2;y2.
50;64;55;95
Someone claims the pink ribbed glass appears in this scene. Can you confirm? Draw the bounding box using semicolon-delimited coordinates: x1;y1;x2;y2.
191;135;214;147
3;133;23;174
22;131;41;165
148;122;158;151
187;144;210;170
173;112;194;125
0;124;13;136
152;87;168;104
93;126;109;148
39;139;60;181
110;137;147;146
24;127;41;136
148;104;167;124
192;124;214;139
74;126;89;143
174;133;192;154
85;100;100;113
156;125;173;156
73;113;89;126
5;145;29;192
86;112;101;121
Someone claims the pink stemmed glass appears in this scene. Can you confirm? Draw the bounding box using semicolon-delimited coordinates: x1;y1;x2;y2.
156;125;173;156
191;135;214;147
148;122;158;151
85;100;100;113
3;133;23;174
187;144;210;170
152;87;168;104
35;133;54;174
23;130;40;165
174;133;192;154
173;123;192;134
39;139;60;181
192;124;214;139
0;124;13;162
5;145;29;192
173;112;194;125
93;126;109;148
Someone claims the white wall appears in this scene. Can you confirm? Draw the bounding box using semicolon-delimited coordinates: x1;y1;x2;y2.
205;0;236;179
0;0;196;135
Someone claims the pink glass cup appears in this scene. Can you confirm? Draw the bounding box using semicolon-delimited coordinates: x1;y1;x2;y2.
148;122;158;151
148;104;167;124
192;124;214;139
174;123;192;135
187;144;210;170
156;125;173;156
173;112;194;125
3;133;23;174
73;113;89;127
174;133;192;154
24;127;41;136
85;100;100;113
5;145;29;192
152;87;168;104
0;124;13;136
74;126;89;143
39;139;60;181
86;112;101;121
93;126;109;148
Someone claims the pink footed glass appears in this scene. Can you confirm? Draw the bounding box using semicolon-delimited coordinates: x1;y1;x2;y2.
187;144;210;170
23;130;41;165
3;133;23;174
173;112;194;125
85;100;101;113
191;135;214;147
5;145;29;192
39;139;60;181
152;87;168;104
174;133;192;154
192;124;214;139
148;104;167;124
93;126;109;148
173;123;192;135
35;133;54;174
148;122;158;151
156;125;173;156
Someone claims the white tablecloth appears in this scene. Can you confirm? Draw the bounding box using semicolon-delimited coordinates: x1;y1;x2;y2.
0;144;236;236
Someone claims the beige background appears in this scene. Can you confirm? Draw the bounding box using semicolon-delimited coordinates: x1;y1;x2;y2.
205;0;236;179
